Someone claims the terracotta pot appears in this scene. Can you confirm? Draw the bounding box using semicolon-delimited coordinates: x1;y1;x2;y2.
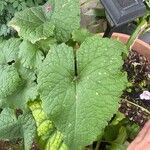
111;33;150;59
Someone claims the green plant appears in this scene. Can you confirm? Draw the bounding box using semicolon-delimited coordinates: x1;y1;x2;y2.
126;0;150;49
0;0;46;37
1;0;149;150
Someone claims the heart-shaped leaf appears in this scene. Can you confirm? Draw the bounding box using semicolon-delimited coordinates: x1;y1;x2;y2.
38;36;127;150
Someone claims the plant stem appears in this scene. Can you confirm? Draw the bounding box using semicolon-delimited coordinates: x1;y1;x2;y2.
123;99;150;116
74;48;78;77
126;19;148;50
95;140;101;150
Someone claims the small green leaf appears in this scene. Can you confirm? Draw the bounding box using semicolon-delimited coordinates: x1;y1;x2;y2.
111;112;125;126
13;1;19;8
37;38;57;53
114;126;127;144
0;108;36;150
106;143;128;150
19;112;36;150
106;127;128;150
126;123;140;140
19;40;44;69
0;38;21;65
104;125;120;141
15;61;36;81
0;63;38;109
146;0;150;8
72;28;93;44
0;108;21;140
0;2;5;12
9;7;55;43
5;81;38;109
38;36;127;149
0;65;22;98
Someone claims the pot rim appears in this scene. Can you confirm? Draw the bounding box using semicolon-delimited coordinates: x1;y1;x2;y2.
106;32;150;59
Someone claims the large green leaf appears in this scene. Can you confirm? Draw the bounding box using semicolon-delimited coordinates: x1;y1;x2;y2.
47;0;80;42
38;36;127;149
0;65;22;98
8;6;55;43
0;38;21;65
19;40;44;69
0;108;36;150
9;0;80;43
